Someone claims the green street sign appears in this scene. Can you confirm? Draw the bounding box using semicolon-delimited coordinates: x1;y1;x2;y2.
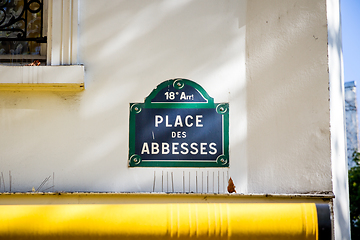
129;79;229;167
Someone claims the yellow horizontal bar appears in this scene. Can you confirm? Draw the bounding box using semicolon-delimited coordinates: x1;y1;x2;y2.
0;203;320;240
0;83;84;91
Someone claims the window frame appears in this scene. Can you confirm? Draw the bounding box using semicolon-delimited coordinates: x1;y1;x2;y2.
0;0;48;64
0;0;84;91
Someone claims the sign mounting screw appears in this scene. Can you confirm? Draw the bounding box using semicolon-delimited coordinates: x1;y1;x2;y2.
173;79;185;89
216;104;228;114
216;155;228;165
130;154;142;166
132;105;142;114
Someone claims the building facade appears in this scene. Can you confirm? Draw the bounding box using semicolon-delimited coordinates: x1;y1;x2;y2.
345;81;359;168
0;0;350;239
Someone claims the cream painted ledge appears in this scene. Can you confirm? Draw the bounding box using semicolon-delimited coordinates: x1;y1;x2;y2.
0;192;334;205
0;65;84;91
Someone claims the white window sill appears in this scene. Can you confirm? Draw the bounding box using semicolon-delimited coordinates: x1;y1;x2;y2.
0;65;84;91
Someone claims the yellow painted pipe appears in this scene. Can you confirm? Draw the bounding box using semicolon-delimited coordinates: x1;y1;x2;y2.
0;203;330;240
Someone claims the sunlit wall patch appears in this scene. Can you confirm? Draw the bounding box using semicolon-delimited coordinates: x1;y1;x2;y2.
129;79;229;168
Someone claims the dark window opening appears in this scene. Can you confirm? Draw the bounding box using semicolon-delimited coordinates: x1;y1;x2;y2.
0;0;47;65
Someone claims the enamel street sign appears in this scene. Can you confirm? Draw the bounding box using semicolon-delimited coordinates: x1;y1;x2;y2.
128;79;229;167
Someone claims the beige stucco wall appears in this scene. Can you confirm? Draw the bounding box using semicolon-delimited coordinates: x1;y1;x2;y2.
246;0;331;193
0;0;332;195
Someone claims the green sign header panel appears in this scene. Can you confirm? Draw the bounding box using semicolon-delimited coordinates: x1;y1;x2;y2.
129;79;229;167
